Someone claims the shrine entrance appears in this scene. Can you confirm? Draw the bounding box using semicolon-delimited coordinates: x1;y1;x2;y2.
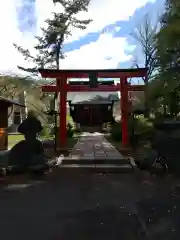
83;105;95;126
68;80;116;127
39;68;147;149
70;102;113;127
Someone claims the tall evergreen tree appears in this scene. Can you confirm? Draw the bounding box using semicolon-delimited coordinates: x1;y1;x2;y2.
14;0;92;140
14;0;92;72
155;0;180;116
156;0;180;84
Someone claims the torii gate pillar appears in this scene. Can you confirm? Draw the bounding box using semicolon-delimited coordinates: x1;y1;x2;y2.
120;77;129;145
57;77;67;149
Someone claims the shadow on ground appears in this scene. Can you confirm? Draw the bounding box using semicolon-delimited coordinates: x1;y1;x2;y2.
0;172;180;239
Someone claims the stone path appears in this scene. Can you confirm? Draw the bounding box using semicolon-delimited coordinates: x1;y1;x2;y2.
70;132;123;159
57;133;135;172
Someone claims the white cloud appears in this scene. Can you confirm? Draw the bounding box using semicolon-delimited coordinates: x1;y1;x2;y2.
0;0;156;74
0;0;23;74
0;0;55;75
35;0;65;35
0;0;38;74
61;33;135;69
65;0;156;42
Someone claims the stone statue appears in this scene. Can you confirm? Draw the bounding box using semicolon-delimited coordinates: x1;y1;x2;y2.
18;110;43;141
8;111;49;174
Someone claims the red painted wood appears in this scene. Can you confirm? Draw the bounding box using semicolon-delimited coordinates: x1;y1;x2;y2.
41;84;145;92
58;78;67;148
39;68;147;79
120;77;129;146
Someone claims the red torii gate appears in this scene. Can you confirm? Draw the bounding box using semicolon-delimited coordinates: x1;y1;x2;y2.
39;68;147;148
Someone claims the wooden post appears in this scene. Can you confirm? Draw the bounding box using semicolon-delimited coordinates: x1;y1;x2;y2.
0;104;8;150
57;77;67;149
120;77;129;146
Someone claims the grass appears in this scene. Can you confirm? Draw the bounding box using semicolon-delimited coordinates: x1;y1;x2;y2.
8;134;54;148
8;133;79;150
8;134;24;148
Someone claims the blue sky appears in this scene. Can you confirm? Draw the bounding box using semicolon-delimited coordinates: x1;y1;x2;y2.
0;0;165;75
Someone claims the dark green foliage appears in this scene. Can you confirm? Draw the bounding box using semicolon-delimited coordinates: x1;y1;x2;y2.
153;120;180;132
154;0;180;116
66;122;74;138
73;128;82;134
151;130;180;174
110;118;136;142
110;117;154;147
40;125;52;138
111;121;122;141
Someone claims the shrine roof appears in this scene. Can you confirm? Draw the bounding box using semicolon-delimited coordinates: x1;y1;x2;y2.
0;96;25;107
67;92;119;104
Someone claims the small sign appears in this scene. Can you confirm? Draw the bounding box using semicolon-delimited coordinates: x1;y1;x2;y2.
89;72;98;88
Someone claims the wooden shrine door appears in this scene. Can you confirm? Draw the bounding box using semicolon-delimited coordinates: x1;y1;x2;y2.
83;105;101;126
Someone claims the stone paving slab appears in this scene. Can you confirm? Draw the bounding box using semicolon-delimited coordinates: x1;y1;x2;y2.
69;133;123;160
58;133;136;171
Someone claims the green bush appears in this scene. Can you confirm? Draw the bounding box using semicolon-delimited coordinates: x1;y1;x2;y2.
66;123;74;138
74;128;82;134
67;128;74;138
132;117;153;136
102;123;112;133
40;125;50;138
111;121;122;141
110;117;154;143
111;118;136;142
49;126;56;136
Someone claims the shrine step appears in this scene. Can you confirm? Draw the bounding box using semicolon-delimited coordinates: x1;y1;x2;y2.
61;158;133;165
80;126;102;132
56;157;136;173
58;164;134;173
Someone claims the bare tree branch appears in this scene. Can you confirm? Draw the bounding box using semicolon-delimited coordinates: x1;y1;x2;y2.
131;14;158;116
131;14;158;84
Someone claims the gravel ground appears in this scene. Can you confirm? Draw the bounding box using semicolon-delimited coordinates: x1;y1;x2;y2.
0;171;180;240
